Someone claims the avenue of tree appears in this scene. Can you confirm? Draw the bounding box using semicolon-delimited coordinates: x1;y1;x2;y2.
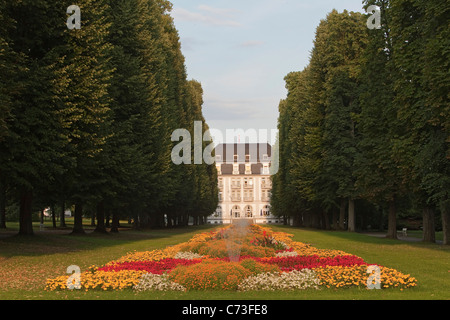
0;0;218;235
271;0;449;244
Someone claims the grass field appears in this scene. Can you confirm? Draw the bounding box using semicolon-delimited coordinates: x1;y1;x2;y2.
0;221;449;300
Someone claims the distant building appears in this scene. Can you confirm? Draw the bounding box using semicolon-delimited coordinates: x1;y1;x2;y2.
207;143;281;225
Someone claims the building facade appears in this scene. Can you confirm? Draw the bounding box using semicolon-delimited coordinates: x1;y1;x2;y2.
207;143;281;225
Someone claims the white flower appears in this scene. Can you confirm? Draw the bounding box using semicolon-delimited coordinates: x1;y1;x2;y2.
275;250;299;258
237;269;320;292
174;251;204;260
134;273;186;292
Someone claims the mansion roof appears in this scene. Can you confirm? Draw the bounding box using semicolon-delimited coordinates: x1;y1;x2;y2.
215;143;272;175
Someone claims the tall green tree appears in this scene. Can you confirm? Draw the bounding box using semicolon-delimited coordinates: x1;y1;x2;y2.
272;70;311;226
97;0;161;232
61;0;113;234
303;10;368;231
390;0;449;243
0;0;17;228
1;0;71;235
356;0;406;239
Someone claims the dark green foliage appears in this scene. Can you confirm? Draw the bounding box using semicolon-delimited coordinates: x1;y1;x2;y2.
0;0;218;234
272;2;449;243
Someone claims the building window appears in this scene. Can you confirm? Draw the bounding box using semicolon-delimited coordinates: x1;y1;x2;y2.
218;191;223;201
214;206;222;217
262;164;269;175
243;177;253;188
245;205;253;218
244;189;253;201
261;177;271;188
233;164;239;175
262;205;270;217
245;154;250;162
232;205;241;218
216;165;221;175
234;155;239;162
262;190;271;201
231;190;241;201
245;164;251;175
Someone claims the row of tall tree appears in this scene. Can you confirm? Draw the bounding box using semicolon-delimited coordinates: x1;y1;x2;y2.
0;0;218;235
271;0;449;244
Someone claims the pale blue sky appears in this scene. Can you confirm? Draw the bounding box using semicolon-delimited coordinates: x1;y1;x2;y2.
169;0;366;144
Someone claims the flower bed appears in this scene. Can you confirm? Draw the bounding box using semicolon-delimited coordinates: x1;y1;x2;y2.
44;224;417;292
97;258;202;274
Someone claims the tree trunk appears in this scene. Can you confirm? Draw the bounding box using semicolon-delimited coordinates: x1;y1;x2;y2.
139;212;149;228
347;198;355;232
332;209;338;230
311;212;320;229
132;209;140;229
386;199;397;239
94;201;107;233
441;203;449;245
110;210;119;233
166;213;173;228
19;188;34;235
90;212;96;226
72;202;85;234
323;211;331;230
304;212;312;228
51;204;57;228
422;207;435;243
105;211;111;228
59;199;66;228
339;198;346;230
292;213;301;227
0;182;7;229
379;207;385;232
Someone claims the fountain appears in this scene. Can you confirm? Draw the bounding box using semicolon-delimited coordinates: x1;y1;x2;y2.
225;220;252;262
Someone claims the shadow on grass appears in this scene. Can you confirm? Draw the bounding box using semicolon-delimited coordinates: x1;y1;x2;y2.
0;223;219;258
269;224;449;253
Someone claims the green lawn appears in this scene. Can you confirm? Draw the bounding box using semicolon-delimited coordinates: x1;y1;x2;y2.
0;222;448;300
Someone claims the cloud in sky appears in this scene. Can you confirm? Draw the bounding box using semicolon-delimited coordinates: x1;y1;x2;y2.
238;40;265;47
197;5;240;18
171;5;242;27
170;0;367;142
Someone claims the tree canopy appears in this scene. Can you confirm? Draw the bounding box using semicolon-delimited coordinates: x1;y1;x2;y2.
0;0;218;235
271;2;449;244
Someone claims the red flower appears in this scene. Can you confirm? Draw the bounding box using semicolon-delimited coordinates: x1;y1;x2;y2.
244;255;367;271
98;259;202;274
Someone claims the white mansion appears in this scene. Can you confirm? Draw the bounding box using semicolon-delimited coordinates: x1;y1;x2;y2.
207;143;281;225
